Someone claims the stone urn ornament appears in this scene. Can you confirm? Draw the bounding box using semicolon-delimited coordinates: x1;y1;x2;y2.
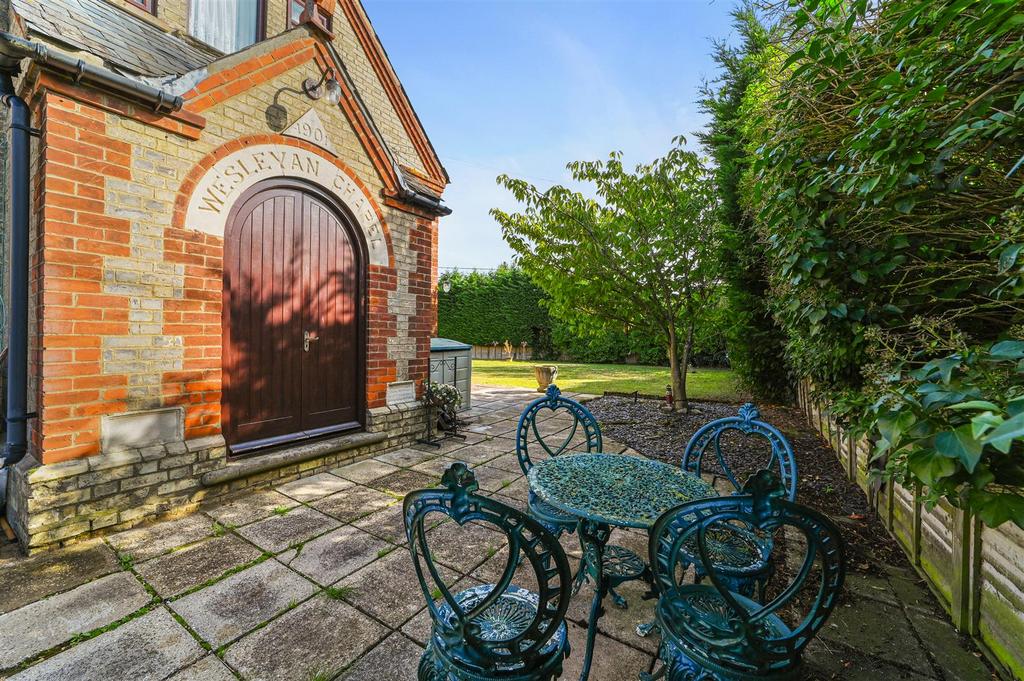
533;364;558;392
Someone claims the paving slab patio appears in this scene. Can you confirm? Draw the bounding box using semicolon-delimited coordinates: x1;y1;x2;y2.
221;596;387;681
338;632;423;681
0;571;151;668
281;525;389;585
235;505;340;553
168;559;317;647
8;608;205;681
135;534;263;598
0;385;994;680
0;538;120;614
164;654;238;681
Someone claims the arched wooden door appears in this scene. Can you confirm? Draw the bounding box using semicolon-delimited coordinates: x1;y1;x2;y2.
222;180;365;453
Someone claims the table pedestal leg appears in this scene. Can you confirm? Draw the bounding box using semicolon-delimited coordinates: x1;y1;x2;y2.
576;519;609;681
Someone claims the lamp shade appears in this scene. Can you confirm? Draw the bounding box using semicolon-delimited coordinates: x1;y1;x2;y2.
324;78;342;106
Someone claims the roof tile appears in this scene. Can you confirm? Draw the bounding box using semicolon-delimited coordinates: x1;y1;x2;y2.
12;0;219;77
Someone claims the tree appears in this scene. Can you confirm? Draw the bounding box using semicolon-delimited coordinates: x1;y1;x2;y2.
698;6;791;403
491;138;720;410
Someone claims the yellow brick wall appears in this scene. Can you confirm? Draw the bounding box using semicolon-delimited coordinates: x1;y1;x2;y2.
156;0;188;34
112;0;430;175
326;9;427;174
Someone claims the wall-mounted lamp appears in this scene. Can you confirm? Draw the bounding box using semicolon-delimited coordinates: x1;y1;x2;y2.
441;278;452;294
303;70;342;106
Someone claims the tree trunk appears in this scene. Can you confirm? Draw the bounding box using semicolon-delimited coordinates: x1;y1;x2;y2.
678;319;695;412
667;325;685;413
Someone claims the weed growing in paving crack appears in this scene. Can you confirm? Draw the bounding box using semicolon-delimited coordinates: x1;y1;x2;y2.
324;585;357;600
211;521;232;536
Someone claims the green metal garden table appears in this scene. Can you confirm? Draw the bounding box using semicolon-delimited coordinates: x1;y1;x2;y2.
527;453;715;681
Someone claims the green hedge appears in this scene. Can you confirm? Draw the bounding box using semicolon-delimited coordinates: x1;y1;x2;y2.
436;267;548;347
711;0;1023;528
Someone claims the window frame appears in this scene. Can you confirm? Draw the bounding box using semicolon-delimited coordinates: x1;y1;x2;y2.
287;0;333;32
187;0;268;54
126;0;156;14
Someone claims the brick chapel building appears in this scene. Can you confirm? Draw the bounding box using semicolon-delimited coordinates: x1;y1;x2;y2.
0;0;449;550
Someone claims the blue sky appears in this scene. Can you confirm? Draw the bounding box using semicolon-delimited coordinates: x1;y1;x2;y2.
365;0;739;270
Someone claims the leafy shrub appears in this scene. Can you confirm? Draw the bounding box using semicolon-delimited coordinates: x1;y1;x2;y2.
740;0;1021;387
855;340;1024;527
714;0;1023;525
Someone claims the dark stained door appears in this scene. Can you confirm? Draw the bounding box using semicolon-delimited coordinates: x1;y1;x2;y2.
223;183;363;452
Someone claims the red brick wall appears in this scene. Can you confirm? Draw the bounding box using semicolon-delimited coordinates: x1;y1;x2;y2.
34;92;133;464
366;265;397;408
161;229;223;440
29;92;436;464
408;217;438;397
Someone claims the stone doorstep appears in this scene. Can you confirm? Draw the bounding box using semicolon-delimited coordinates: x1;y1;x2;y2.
200;431;388;487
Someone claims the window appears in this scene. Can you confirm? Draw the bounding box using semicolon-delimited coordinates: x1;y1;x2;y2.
289;0;332;32
189;0;264;54
126;0;155;13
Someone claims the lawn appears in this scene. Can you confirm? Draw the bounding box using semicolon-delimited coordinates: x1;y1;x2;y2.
472;359;745;402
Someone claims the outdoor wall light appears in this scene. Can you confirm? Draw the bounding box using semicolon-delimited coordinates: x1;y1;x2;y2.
441;278;452;293
303;70;342;106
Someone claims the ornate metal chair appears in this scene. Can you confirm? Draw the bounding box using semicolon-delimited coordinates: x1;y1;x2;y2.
643;470;845;681
679;404;798;597
516;384;645;607
682;404;797;500
516;384;603;533
404;463;573;681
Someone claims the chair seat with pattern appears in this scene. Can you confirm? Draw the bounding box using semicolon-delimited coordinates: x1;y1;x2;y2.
432;584;569;676
644;470;845;681
655;585;793;679
677;523;771;577
680;404;798;598
406;463;573;681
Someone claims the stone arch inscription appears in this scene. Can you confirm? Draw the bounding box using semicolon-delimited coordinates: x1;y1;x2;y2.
183;143;390;266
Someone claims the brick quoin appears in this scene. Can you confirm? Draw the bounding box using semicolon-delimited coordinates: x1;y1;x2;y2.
160;226;223;440
35;92;133;464
407;217;439;398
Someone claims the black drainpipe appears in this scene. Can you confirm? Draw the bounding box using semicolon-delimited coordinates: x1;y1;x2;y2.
1;67;30;477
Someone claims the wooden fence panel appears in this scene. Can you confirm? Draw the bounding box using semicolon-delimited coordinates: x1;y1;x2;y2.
798;380;1023;680
979;523;1024;676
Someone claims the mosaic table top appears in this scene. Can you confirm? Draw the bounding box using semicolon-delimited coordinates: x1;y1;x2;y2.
528;453;715;529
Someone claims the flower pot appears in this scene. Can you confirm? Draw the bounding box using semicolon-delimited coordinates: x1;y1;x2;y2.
533;365;558;392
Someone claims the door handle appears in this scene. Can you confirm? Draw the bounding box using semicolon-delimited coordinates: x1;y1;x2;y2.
304;330;319;352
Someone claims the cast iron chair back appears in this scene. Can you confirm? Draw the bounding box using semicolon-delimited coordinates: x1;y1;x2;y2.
404;463;573;679
682;403;798;501
648;470;845;679
515;384;602;476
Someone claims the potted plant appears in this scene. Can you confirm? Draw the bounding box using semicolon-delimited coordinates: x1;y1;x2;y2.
423;382;463;435
533;364;558;392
